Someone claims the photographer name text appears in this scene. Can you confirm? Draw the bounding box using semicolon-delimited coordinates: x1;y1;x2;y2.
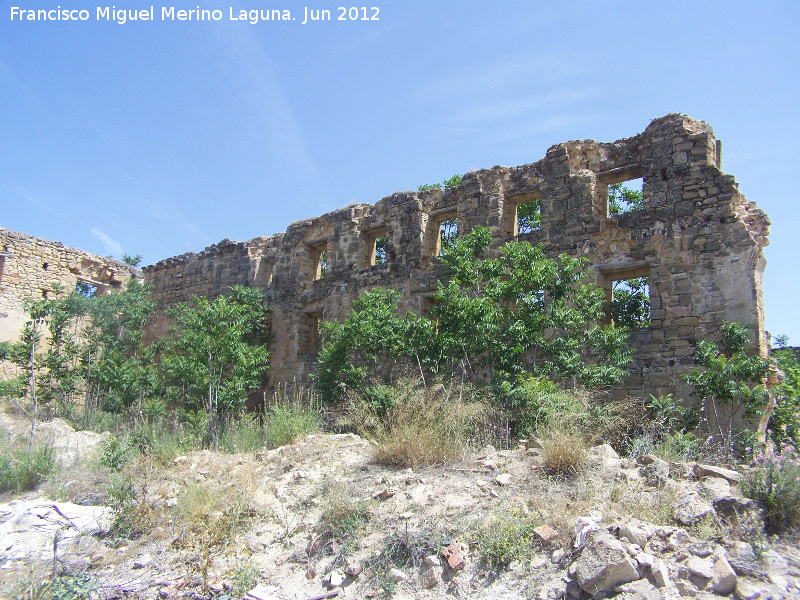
9;6;380;25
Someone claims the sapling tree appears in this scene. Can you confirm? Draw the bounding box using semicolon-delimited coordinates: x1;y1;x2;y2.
162;286;271;446
81;279;158;420
685;321;771;459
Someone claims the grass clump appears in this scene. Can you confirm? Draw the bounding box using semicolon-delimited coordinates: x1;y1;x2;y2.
351;379;486;468
0;440;55;493
540;430;587;476
742;440;800;533
318;483;371;549
174;483;255;593
218;404;320;453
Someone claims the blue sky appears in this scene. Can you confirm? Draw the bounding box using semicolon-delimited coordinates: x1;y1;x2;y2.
1;1;798;342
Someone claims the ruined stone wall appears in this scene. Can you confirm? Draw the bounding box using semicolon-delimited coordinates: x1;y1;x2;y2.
0;228;140;376
142;114;770;402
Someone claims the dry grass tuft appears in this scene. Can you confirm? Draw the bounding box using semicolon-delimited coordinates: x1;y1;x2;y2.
540;430;587;476
351;380;486;468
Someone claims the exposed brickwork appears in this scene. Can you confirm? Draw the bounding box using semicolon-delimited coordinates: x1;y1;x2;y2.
140;114;770;401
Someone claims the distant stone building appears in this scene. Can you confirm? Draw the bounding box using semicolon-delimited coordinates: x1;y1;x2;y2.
0;228;139;344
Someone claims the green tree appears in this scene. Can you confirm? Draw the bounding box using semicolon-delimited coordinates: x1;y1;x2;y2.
432;227;631;387
122;254;143;267
609;182;644;215
685;322;771;459
315;227;632;404
81;280;159;420
0;287;84;450
162;286;271;446
770;337;800;446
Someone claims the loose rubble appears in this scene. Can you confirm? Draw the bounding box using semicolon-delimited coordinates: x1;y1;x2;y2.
1;416;798;600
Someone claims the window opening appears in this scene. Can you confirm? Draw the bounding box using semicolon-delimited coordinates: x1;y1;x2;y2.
310;244;328;281
364;229;387;267
438;218;458;255
374;236;387;265
516;199;541;235
76;281;98;298
611;276;650;329
318;250;327;279
254;258;274;287
609;178;643;215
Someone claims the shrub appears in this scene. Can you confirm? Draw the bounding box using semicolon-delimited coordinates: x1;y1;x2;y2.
0;441;55;492
472;508;540;569
742;441;800;533
685;321;771;459
770;343;800;447
319;483;371;550
100;435;135;472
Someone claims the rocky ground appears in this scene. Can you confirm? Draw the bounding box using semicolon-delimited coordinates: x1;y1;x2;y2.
1;416;798;600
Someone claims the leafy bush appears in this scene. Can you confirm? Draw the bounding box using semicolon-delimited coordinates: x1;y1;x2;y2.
770;342;800;447
685;322;771;459
100;435;135;472
472;509;541;569
49;573;95;600
742;441;800;533
0;441;55;492
315;227;632;405
443;174;463;189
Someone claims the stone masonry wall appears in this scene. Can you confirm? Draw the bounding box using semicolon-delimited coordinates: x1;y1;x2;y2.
0;228;140;376
141;114;770;402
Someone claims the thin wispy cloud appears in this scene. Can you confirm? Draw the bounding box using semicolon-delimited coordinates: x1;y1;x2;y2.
5;185;81;226
204;1;316;175
91;228;123;256
148;201;208;240
450;89;597;125
6;184;44;206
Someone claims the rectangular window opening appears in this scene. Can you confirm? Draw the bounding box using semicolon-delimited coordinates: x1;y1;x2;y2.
438;218;458;256
311;245;328;280
374;235;387;265
516;199;541;235
503;192;541;237
254;257;274;287
608;177;644;216
611;276;651;329
364;228;388;267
